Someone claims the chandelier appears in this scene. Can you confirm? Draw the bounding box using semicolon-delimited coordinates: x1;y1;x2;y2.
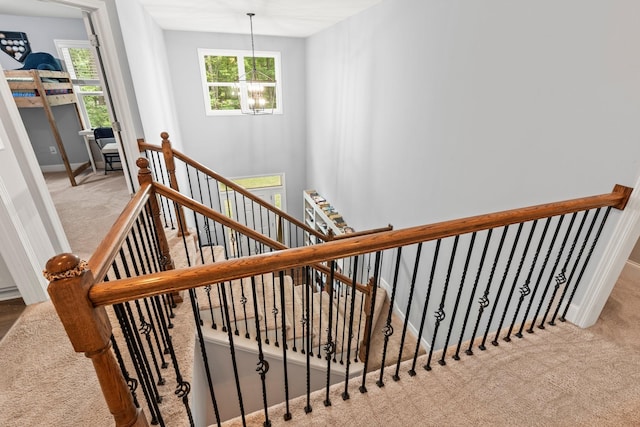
237;13;276;115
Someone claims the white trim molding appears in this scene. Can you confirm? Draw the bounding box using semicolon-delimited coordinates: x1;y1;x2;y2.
572;184;640;328
0;177;50;304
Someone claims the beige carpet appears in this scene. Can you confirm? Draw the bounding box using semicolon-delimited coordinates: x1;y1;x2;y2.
226;262;640;427
44;170;131;260
2;171;638;426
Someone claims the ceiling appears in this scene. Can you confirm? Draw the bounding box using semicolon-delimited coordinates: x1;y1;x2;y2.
0;0;382;37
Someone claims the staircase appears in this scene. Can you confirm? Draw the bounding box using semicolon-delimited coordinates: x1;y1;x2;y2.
43;141;634;427
168;230;392;423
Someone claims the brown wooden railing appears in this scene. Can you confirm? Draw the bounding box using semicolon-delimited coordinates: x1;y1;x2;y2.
138;133;328;244
45;172;632;426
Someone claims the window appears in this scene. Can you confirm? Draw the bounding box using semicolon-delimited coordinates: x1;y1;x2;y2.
198;48;282;115
54;40;111;129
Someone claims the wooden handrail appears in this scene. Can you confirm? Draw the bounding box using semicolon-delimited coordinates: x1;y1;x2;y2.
88;184;633;307
88;184;151;282
331;224;394;240
152;183;370;294
138;137;328;242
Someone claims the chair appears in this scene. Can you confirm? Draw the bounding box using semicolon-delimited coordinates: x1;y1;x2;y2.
93;127;121;174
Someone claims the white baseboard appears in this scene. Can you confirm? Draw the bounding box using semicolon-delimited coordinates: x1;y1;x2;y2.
40;162;90;173
0;286;21;301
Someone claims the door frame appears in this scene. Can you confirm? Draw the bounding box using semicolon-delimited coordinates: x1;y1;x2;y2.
51;0;141;194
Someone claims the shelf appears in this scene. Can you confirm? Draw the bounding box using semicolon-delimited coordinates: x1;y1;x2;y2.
303;189;353;245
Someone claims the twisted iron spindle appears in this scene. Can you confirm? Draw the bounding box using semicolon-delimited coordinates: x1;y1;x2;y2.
342;256;360;400
377;247;402;387
560;207;611;321
454;230;492;360
467;226;509;354
480;223;523;349
394;244;423;381
359;252;382;393
530;213;576;332
505;218;551;341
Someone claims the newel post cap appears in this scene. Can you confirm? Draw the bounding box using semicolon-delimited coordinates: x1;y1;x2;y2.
43;253;88;282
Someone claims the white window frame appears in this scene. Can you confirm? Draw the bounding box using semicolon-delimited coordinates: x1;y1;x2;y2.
198;48;283;116
54;39;105;129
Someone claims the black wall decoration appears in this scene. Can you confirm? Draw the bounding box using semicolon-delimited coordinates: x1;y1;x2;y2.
0;31;31;63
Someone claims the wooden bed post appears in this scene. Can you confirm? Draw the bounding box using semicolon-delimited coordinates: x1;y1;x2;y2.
161;132;189;237
45;253;149;427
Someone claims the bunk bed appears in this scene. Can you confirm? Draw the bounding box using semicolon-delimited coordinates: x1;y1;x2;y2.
4;69;90;186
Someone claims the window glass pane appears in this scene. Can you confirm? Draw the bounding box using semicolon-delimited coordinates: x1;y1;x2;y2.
78;85;102;92
68;47;99;80
209;86;240;110
83;94;110;127
205;56;238;82
243;56;276;81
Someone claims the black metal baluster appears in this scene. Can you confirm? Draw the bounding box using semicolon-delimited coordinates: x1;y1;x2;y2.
261;274;270;345
425;238;457;370
342;256;359;400
560;207;610;321
323;262;337;407
291;271;297;351
239;278;251;339
546;211;589;326
219;283;246;425
205;178;221;245
492;221;537;344
395;243;424;380
111;335;140;408
154;296;194;427
529;213;577;332
538;212;582;328
309;270;315;358
359;251;382;393
376;248;401;387
271;272;281;347
227;280;241;336
278;271;292;420
480;224;522;348
216;284;227;333
353;292;365;364
251;276;272;427
410;240;441;374
454;230;492;360
440;233;476;364
114;303;164;426
516;216;564;337
506;218;551;341
187;287;222;426
149;151;172;229
317;272;324;358
333;274;342;363
467;226;509;354
120;241;166;384
304;267;312;414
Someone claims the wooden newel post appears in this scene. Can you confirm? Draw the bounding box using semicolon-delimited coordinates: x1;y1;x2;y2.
137;157;182;303
137;157;175;272
45;253;149;427
161;132;189;237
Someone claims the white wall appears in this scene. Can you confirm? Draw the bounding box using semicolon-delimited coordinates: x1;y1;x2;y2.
113;0;183;151
164;31;307;220
0;71;62;303
306;0;640;319
0;14;91;168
